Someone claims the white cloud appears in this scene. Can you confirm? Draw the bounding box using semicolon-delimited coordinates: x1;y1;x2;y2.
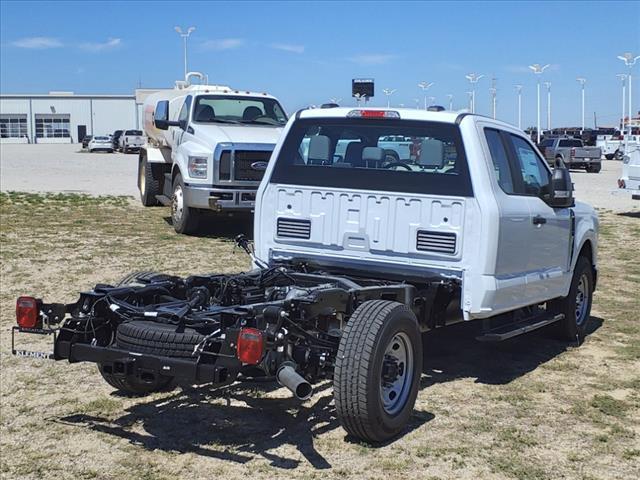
348;54;396;65
79;37;122;52
12;37;63;49
201;38;245;50
270;43;304;54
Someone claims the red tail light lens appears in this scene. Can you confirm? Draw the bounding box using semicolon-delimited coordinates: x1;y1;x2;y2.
16;296;40;328
236;328;264;365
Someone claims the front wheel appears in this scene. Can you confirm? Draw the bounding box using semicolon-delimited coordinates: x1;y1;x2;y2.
334;300;423;443
550;256;594;343
172;173;200;234
614;149;623;161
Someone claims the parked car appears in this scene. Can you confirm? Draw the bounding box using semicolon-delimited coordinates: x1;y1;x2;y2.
111;130;123;151
118;129;145;154
13;107;598;444
88;136;114;153
618;144;640;200
81;135;93;149
541;136;602;172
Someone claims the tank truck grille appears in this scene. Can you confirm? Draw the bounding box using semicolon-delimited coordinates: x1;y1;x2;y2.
233;150;272;181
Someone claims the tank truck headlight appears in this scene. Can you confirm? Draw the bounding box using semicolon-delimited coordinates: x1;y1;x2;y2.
188;156;208;178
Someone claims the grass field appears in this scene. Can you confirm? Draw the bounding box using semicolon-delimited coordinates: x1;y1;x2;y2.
1;192;638;480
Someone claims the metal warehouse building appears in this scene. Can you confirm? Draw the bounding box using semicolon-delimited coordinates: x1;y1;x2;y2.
0;89;159;144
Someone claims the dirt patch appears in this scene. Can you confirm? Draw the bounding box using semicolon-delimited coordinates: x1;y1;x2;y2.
1;192;639;479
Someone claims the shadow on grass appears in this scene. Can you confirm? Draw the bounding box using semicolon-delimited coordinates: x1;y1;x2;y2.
163;213;253;239
421;315;603;387
56;316;602;469
617;211;640;219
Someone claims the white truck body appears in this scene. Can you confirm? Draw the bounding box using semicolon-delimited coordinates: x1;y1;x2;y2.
139;73;287;232
256;108;598;321
619;144;640;200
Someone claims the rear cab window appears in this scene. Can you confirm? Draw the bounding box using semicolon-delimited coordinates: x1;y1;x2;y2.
270;118;473;197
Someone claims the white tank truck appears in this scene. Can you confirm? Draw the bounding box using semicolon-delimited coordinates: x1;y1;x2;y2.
139;72;288;234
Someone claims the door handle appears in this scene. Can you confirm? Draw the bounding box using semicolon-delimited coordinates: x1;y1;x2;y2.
532;215;547;225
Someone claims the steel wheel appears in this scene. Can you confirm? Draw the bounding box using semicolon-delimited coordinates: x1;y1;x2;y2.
172;184;184;224
379;332;414;415
575;273;589;326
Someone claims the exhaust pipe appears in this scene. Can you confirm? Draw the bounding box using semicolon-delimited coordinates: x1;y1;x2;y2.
276;363;313;400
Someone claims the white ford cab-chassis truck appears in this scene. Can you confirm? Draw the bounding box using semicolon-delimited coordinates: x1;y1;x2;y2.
13;107;598;444
138;73;288;233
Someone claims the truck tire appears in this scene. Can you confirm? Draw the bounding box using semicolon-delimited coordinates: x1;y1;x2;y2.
586;163;601;173
139;156;161;206
605;154;614;160
98;364;173;396
172;172;200;235
115;320;205;358
334;300;423;443
116;271;167;287
550;256;594;343
614;149;623;161
123;144;128;154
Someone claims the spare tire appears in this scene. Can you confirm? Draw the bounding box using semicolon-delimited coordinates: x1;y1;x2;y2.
116;320;205;358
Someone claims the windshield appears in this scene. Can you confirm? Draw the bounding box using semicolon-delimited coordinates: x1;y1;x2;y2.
559;139;582;147
270;118;472;196
125;130;142;136
192;95;287;126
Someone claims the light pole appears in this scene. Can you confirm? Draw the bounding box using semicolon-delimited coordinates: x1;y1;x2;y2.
382;88;397;108
354;92;366;107
446;94;454;110
515;85;523;130
489;87;497;119
616;74;627;133
466;91;473;111
617;52;640;150
528;63;549;143
174;26;196;80
465;73;484;113
576;77;586;133
413;98;420;110
543;81;551;132
418;82;434;110
428;96;436;107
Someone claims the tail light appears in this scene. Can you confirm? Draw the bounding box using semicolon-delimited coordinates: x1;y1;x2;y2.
16;296;40;329
347;110;400;119
618;178;626;188
236;328;264;365
570;148;576;157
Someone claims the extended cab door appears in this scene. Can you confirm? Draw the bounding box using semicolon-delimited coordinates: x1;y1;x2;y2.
504;134;572;303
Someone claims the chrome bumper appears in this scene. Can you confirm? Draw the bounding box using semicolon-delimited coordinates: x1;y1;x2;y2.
183;184;256;212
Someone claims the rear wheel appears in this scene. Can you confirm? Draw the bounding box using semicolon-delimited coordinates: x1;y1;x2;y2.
172;173;200;234
138;156;161;206
550;256;594;343
614;149;623;160
334;300;423;443
605;154;614;160
586;163;601;173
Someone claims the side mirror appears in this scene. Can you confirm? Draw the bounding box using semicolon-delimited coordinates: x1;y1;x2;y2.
548;160;574;208
154;100;181;130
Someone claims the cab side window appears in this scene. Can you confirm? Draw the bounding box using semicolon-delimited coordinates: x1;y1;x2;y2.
508;135;550;196
484;129;515;194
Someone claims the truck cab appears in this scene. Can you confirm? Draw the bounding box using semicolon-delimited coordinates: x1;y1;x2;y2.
256;108;598;321
139;74;287;233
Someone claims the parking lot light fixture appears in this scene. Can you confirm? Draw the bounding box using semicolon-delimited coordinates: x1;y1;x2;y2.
329;97;342;105
515;85;523;129
174;26;196;80
616;74;627;132
617;52;639;148
418;82;434;110
465;73;484;113
528;63;549;143
446;94;454;110
382;88;397;108
576;77;587;133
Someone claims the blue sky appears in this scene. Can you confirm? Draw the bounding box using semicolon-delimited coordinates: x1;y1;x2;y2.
1;1;639;128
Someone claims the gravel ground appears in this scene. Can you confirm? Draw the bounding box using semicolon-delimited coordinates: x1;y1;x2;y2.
1;143;638;213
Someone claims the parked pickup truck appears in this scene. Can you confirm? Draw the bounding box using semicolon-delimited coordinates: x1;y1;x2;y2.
618;144;640;200
119;129;145;154
596;134;624;160
13;108;598;443
540;137;602;172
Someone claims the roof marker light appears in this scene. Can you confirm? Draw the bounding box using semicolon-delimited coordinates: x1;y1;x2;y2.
347;110;400;119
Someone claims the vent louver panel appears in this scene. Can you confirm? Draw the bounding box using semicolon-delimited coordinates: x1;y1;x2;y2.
416;230;457;254
277;218;311;239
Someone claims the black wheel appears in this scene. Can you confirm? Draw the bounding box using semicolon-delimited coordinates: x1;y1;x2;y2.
586;163;601;173
172;172;200;235
550;256;594;343
334;300;423;443
123;144;128;154
605;154;614;160
138;155;161;206
614;149;623;161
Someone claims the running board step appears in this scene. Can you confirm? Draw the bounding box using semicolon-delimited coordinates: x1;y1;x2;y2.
476;313;564;342
155;195;171;206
